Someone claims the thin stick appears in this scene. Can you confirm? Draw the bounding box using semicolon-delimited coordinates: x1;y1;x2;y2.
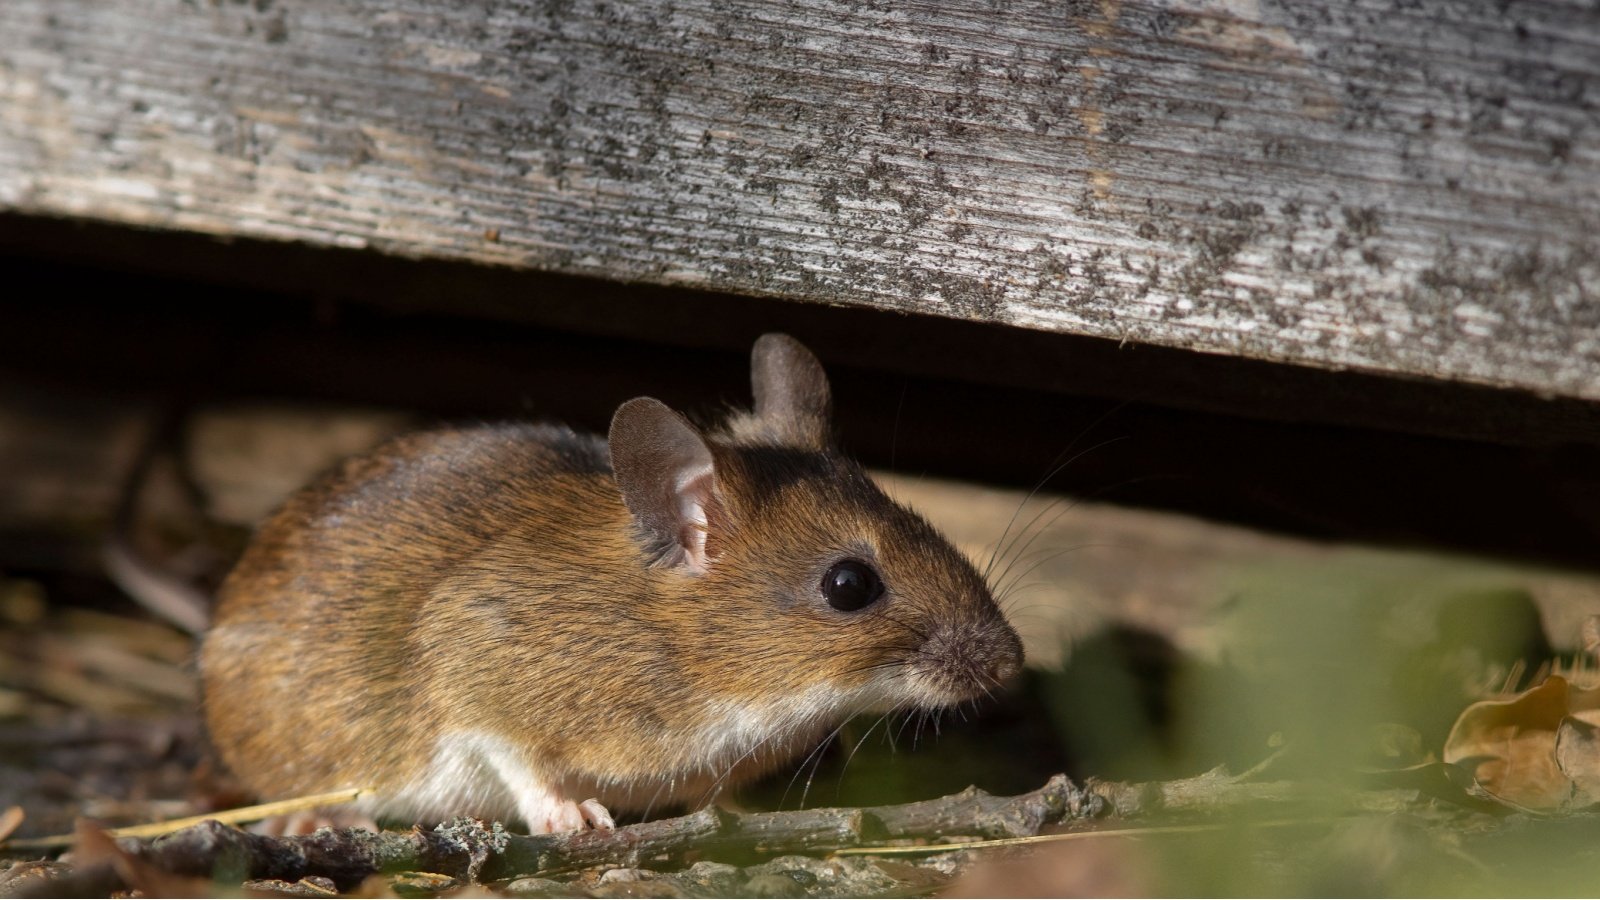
2;787;370;850
833;818;1325;856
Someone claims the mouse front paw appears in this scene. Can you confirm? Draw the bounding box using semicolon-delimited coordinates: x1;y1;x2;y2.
539;797;615;833
578;798;615;830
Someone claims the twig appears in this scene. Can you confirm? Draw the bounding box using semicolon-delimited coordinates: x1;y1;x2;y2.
14;776;1098;894
834;818;1331;856
490;773;1104;879
12;767;1461;895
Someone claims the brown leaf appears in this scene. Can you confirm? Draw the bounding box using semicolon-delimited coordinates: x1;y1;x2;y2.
1555;716;1600;805
1444;675;1593;809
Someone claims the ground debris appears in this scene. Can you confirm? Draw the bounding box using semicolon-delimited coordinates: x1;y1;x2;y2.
5;777;1097;896
242;874;341;896
502;856;951;899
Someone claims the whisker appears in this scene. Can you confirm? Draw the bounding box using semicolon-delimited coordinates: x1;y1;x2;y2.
987;487;1114;594
831;704;908;803
994;544;1099;602
893;707;922;747
987;496;1083;591
987;472;1168;601
797;732;834;809
783;720;848;810
888;382;908;486
981;403;1131;581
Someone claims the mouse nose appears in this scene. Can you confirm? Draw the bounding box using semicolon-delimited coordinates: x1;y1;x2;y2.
989;654;1021;684
986;634;1023;684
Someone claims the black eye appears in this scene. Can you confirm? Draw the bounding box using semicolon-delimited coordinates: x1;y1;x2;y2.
820;559;884;612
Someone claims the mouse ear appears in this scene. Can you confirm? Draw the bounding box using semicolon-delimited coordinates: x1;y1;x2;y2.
609;397;717;574
751;333;832;450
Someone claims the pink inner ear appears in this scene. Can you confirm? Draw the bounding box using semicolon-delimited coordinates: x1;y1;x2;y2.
676;466;715;574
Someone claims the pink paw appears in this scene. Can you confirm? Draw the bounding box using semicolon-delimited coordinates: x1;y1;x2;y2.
537;798;614;833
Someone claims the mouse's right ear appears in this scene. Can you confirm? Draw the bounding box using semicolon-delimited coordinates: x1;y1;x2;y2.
751;333;832;450
609;397;717;574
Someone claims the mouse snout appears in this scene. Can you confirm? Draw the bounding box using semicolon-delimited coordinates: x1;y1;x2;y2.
915;617;1025;703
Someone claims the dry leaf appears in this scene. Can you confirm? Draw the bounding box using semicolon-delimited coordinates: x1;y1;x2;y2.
1554;716;1600;805
0;806;23;844
1443;675;1600;810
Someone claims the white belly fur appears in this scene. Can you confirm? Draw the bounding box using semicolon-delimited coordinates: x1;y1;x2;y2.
374;731;566;830
368;677;904;832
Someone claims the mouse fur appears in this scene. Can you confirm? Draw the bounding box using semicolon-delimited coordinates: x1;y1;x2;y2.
200;334;1023;832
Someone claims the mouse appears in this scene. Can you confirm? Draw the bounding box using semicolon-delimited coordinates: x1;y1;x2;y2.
199;333;1024;834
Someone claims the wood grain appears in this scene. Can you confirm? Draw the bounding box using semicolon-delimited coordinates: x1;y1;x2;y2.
0;0;1596;397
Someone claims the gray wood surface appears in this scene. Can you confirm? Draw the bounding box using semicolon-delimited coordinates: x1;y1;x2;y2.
1;0;1596;398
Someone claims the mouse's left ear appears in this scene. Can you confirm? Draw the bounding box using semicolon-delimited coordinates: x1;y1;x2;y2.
610;397;718;574
751;333;832;450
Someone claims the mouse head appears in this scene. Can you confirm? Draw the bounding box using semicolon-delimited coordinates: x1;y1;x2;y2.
609;334;1023;714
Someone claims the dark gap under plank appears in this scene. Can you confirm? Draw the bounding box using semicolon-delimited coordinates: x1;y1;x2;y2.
2;221;1597;570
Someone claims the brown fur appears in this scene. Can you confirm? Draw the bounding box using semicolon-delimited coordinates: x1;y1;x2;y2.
201;336;1022;825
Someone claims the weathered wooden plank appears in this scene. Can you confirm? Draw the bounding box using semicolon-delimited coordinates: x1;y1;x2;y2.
1;0;1596;398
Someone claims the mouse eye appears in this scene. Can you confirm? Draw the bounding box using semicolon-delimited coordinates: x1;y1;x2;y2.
821;559;884;612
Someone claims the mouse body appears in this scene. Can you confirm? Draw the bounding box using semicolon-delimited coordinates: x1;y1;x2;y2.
200;334;1023;833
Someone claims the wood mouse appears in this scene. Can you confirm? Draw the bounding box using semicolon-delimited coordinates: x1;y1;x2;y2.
200;333;1024;833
